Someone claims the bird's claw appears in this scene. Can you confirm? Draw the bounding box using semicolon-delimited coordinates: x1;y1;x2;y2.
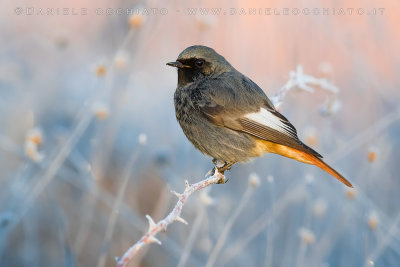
209;160;234;184
217;176;229;184
213;166;230;184
217;164;232;174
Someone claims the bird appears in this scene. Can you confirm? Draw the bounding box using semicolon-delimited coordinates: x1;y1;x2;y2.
167;45;352;187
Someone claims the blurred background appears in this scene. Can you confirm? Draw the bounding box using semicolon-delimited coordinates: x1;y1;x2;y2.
0;0;399;266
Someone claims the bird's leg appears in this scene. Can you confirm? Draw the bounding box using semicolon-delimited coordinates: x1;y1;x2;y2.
212;158;218;166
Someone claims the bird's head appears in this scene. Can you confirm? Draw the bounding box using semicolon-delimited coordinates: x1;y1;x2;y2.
167;45;233;86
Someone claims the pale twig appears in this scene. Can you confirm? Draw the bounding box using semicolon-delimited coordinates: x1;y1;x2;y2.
97;147;141;267
221;185;307;265
18;112;93;222
73;185;97;256
176;204;206;267
205;175;258;267
295;193;313;267
264;176;276;267
328;107;400;162
365;213;400;267
271;65;340;115
115;169;226;267
132;183;173;267
58;163;206;267
11;22;141;230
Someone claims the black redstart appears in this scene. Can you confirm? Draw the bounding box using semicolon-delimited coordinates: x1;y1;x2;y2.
167;45;352;187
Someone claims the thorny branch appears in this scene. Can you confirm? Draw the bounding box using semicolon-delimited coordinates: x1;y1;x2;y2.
115;169;226;267
115;66;341;267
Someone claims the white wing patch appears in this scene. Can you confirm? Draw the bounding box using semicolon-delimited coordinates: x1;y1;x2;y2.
244;108;295;136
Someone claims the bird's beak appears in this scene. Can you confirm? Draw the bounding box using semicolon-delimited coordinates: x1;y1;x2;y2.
166;61;191;69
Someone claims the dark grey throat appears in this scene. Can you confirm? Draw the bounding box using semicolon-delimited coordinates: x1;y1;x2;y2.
177;68;204;86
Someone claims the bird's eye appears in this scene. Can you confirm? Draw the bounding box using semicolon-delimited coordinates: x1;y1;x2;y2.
195;59;205;68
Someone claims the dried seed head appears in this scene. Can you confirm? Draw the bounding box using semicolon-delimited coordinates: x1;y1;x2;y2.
248;173;261;188
92;102;109;120
26;127;43;145
367;147;377;163
368;211;379;230
114;53;128;70
368;151;376;163
299;228;315;244
138;133;147;145
128;14;144;29
313;199;327;218
345;188;356;199
195;15;216;30
95;65;107;77
304;126;318;147
25;127;44;162
25;140;43;162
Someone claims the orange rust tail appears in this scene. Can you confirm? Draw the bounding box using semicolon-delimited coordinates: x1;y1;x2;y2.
259;140;353;187
308;155;353;188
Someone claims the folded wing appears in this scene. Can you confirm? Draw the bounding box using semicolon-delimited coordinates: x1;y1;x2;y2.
195;74;321;158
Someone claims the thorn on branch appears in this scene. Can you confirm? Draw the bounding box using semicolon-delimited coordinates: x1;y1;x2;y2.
145;215;157;231
147;236;162;245
116;171;223;267
185;180;190;189
171;190;182;198
175;216;188;225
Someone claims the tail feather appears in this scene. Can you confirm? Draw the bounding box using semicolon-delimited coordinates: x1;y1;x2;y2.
259;140;353;187
309;156;353;188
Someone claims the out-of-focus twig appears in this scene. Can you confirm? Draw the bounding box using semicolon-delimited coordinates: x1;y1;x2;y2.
221;185;307;265
115;169;226;267
270;65;341;116
97;146;141;267
176;204;205;267
205;174;260;267
19;112;93;220
365;213;400;267
132;180;173;267
329;107;400;162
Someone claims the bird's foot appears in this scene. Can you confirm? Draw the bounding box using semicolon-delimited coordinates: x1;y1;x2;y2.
208;160;234;184
217;162;233;174
204;166;228;184
213;167;229;184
